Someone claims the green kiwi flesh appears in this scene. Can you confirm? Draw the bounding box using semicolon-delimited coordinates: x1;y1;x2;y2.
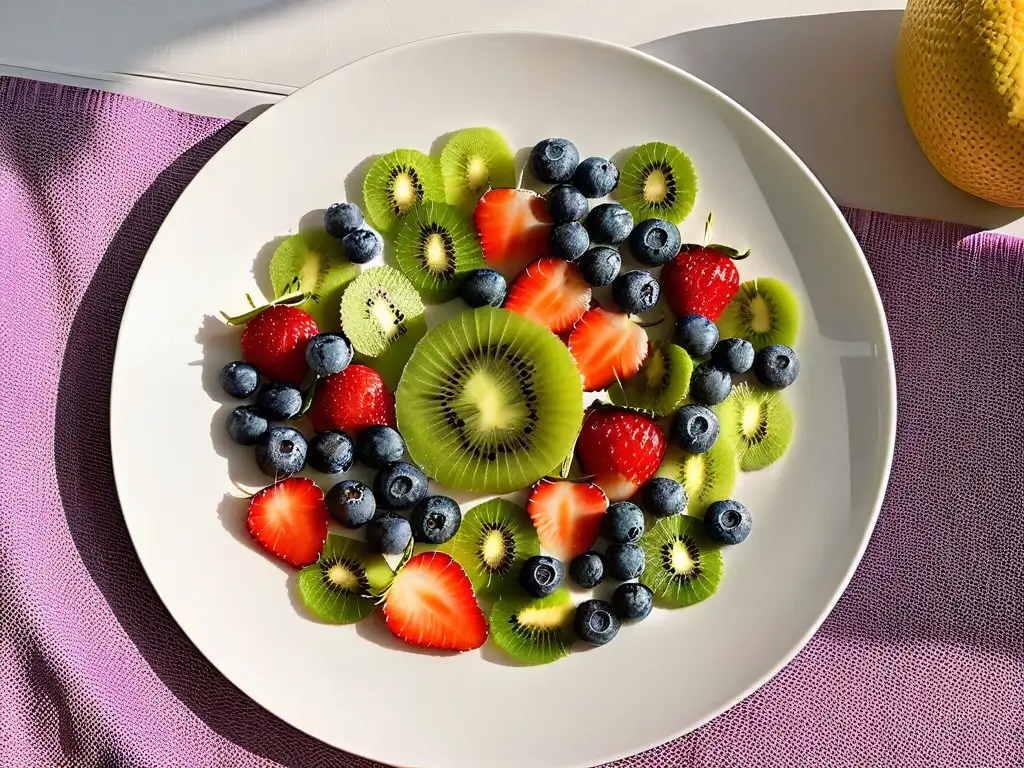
639;515;722;608
439;128;516;211
394;201;484;303
616;141;698;225
396;307;584;494
297;534;393;623
269;230;358;331
490;588;575;665
655;438;737;517
717;277;800;351
362;149;444;233
608;342;693;416
720;382;794;471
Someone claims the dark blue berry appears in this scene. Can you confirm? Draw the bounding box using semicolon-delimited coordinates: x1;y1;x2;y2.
611;582;653;622
671;404;720;454
373;461;427;510
550;221;590;262
341;228;382;264
519;555;565;598
324;202;364;239
254;426;307;476
577;246;621;287
226;405;268;446
545;184;588;223
690;362;732;406
627;218;681;266
219;361;260;398
256;382;303;421
572;156;619;198
569;552;605;588
366;512;413;555
325;479;375;528
712;338;754;374
674;314;719;357
410;495;462;545
460;268;507;308
305;333;352;377
574;599;620;645
642;477;687;517
704;500;751;544
612;270;660;314
605;543;645;580
603;501;645;543
529;138;579;184
754;344;800;389
585;203;633;245
357;425;405;470
306;430;354;474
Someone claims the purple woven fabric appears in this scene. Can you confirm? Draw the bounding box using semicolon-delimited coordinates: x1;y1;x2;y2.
2;76;1023;768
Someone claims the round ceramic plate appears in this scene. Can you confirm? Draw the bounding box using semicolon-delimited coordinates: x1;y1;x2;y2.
111;31;896;768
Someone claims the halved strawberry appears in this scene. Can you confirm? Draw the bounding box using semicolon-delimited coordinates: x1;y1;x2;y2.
504;257;592;334
247;477;328;567
240;304;319;385
527;479;609;561
661;244;747;321
474;188;552;278
308;364;395;435
575;404;666;501
383;551;488;651
567;308;649;391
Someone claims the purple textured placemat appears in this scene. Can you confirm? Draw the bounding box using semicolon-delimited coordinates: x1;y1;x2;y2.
2;76;1023;768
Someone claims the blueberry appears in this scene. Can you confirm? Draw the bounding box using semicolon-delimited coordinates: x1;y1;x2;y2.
670;404;720;454
550;221;590;262
712;337;754;374
577;246;621;287
306;430;354;474
642;477;687;517
219;361;260;399
341;228;383;265
585;203;633;245
324;202;364;239
754;344;800;389
305;333;353;377
325;479;375;528
357;425;405;470
690;362;732;406
226;405;268;446
373;461;427;510
460;268;507;308
519;555;565;598
611;582;653;622
529;138;579;184
410;495;462;545
574;599;620;645
366;512;413;555
675;314;719;357
627;218;681;266
572;157;619;198
605;543;645;580
255;426;307;476
546;184;589;223
569;552;605;589
704;500;751;545
256;382;304;421
603;501;645;543
612;270;660;315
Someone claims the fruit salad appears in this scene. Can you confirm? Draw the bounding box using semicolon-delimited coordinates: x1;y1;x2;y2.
215;129;803;663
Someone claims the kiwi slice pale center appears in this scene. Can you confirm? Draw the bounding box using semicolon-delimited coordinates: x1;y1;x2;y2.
456;367;529;431
326;561;362;592
366;287;408;341
465;154;490;191
516;601;575;632
643;165;674;205
417;226;455;277
741;399;770;443
390;167;423;214
664;536;702;579
481;526;512;571
682;453;707;495
748;295;773;333
643;347;668;394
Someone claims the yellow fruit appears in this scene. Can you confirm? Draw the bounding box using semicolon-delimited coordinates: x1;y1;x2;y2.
896;0;1024;207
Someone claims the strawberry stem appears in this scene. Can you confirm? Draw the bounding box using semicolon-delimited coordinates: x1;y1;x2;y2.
220;290;310;326
704;212;714;246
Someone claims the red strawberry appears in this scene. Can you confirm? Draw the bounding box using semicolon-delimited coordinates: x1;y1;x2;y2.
567;308;649;391
504;257;592;334
240;305;319;384
575;405;667;501
383;551;488;651
474;188;552;278
247;477;328;567
308;364;395;435
527;479;609;561
661;244;748;321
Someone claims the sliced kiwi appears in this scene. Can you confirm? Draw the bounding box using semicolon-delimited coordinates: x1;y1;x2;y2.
655;438;738;517
616;142;697;225
297;534;393;623
340;265;426;388
362;149;444;233
608;342;693;416
639;515;722;608
396;307;584;494
717;277;800;352
439;128;516;211
394;201;484;303
269;230;359;331
719;382;794;471
442;498;540;599
490;588;575;665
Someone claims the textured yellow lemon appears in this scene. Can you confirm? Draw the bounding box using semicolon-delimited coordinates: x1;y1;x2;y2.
897;0;1024;207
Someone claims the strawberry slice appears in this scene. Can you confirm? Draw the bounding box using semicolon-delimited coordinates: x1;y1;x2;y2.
575;404;666;501
383;551;488;651
247;477;328;567
527;479;609;561
567;308;649;391
474;188;552;278
308;364;396;435
504;257;592;334
240;304;319;385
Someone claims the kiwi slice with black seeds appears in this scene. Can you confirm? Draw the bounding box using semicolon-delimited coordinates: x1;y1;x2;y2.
639;514;722;607
362;149;444;233
297;534;393;623
490;588;575;665
608;342;693;416
394;201;484;303
269;230;359;331
616;142;698;225
717;277;800;352
719;382;794;471
396;307;584;494
655;438;738;517
439;128;516;211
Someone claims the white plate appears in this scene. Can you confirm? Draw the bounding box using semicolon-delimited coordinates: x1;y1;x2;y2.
111;31;896;768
